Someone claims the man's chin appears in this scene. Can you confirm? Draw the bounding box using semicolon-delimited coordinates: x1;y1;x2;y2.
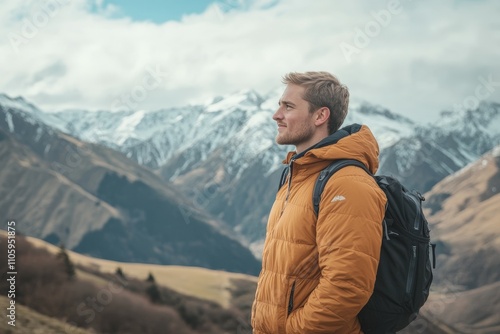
275;135;289;146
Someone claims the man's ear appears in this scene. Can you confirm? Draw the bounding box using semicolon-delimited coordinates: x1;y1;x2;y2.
314;107;330;127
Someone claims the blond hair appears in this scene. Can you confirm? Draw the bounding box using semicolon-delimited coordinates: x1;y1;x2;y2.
282;71;349;134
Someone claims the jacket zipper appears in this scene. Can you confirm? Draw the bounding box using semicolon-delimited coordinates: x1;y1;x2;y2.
406;245;417;297
285;161;294;204
287;281;296;315
280;161;294;217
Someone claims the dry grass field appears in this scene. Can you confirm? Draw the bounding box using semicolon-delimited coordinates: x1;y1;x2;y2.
0;296;93;334
5;231;258;308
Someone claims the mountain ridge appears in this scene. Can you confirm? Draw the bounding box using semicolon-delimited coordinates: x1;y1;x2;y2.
0;99;261;274
2;91;500;258
417;144;500;333
2;91;499;333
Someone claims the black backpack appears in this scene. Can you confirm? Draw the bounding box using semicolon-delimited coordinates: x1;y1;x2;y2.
280;159;436;333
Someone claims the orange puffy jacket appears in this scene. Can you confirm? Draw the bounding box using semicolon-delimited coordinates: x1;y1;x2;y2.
251;124;387;334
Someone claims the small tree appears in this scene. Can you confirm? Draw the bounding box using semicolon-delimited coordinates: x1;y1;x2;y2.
146;272;156;283
146;283;162;303
57;244;75;279
115;267;126;279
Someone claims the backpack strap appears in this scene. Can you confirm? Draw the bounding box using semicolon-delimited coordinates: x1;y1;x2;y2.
312;159;370;216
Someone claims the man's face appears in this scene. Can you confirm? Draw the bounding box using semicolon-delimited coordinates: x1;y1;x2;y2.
273;84;316;148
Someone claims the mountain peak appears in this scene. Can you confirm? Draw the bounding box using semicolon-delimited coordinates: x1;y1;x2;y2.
205;88;263;113
352;99;415;125
0;93;42;115
0;92;69;134
438;101;500;130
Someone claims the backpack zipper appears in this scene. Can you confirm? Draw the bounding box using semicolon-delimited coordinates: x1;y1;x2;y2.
406;245;417;297
407;192;423;231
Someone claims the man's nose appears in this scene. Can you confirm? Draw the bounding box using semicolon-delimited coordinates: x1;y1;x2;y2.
272;108;282;121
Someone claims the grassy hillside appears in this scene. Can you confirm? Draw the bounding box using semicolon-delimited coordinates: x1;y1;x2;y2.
0;232;257;334
13;231;257;308
0;117;261;275
0;296;93;334
419;148;500;333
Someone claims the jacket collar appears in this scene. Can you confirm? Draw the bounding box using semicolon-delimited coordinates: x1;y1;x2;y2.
282;123;380;174
284;123;362;163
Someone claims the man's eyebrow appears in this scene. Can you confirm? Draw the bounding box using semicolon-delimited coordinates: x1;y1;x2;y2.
279;100;296;106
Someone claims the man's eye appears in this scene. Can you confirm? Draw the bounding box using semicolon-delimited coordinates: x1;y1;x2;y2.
285;104;292;109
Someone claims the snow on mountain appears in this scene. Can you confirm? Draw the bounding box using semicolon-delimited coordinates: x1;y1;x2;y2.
423;102;500;144
0;89;420;203
44;89;417;180
4;109;14;131
379;101;500;192
344;98;415;150
4;90;498;187
0;93;68;134
3;88;499;201
0;93;41;116
425;102;500;163
3;90;499;259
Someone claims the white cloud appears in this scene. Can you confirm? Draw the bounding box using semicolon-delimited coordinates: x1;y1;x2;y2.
0;0;499;123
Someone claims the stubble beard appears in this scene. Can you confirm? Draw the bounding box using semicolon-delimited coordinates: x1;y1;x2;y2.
275;123;315;147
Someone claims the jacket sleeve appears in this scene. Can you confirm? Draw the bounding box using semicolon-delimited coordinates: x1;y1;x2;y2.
285;172;386;333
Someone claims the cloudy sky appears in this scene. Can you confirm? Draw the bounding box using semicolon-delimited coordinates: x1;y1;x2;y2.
1;0;499;123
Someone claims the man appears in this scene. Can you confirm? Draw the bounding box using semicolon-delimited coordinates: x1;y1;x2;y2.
251;71;387;333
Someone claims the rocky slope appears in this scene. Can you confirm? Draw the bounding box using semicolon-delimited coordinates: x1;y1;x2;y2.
417;145;500;333
0;98;260;274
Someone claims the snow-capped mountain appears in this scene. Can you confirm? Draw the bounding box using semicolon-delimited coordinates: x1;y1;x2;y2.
0;95;261;274
380;102;500;191
45;89;416;177
0;93;68;137
3;91;499;333
2;90;499;258
1;89;418;256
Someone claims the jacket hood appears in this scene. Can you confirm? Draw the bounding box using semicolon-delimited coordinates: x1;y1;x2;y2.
284;123;380;174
